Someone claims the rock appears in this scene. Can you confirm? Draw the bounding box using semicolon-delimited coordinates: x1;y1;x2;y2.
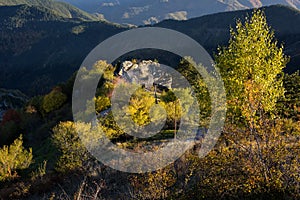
0;88;28;121
119;60;172;89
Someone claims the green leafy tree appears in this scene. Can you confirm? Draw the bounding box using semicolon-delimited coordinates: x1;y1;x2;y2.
98;112;125;140
277;71;300;121
27;95;44;114
160;100;181;126
95;96;111;114
82;95;111;119
127;88;157;126
52;121;88;173
42;87;67;113
52;121;106;173
206;9;300;197
78;60;115;93
75;60;116;120
160;90;182;137
177;57;211;124
215;9;289;121
160;88;197;137
0;135;33;181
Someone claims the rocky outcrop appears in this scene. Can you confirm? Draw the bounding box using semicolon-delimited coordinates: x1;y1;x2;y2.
0;88;28;121
118;60;173;90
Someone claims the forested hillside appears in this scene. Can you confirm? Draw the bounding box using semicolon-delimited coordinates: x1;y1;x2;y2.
156;5;300;73
0;0;102;20
0;4;300;96
0;9;299;199
0;4;127;95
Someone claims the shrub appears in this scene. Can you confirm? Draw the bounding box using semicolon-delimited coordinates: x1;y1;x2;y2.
42;87;67;113
52;121;88;173
1;109;21;126
0;135;33;181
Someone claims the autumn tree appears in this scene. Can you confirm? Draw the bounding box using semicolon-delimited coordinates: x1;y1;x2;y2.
159;88;197;138
127;87;157;126
0;109;21;126
52;121;88;173
77;60;116;96
52;121;105;173
277;71;300;121
215;9;289;122
177;57;211;124
211;9;300;196
160;90;181;124
98;112;125;141
0;135;33;181
42;87;67;113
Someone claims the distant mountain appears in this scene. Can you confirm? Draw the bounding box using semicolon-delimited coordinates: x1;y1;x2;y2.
0;0;103;21
0;4;299;96
60;0;300;25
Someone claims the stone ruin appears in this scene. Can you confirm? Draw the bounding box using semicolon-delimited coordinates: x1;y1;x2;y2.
118;60;173;90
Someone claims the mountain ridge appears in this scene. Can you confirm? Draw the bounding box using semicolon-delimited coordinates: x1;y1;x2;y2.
0;4;299;96
0;0;103;21
60;0;300;25
155;5;300;73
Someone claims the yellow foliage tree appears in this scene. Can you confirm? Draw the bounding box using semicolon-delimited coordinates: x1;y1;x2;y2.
0;135;33;181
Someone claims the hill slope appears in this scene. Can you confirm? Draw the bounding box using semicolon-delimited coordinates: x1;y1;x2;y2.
0;4;127;95
0;89;28;121
155;5;300;74
0;0;102;21
0;4;299;96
